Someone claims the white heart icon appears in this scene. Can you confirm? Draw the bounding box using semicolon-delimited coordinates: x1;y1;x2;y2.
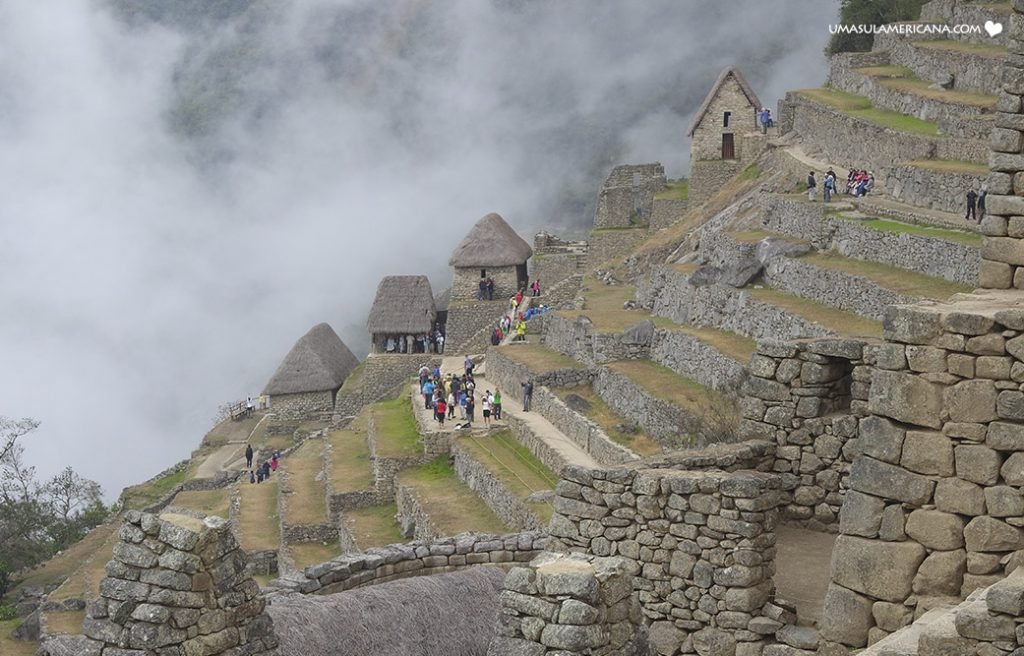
985;20;1003;37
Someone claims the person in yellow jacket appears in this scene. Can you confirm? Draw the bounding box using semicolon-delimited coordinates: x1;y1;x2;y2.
516;321;526;342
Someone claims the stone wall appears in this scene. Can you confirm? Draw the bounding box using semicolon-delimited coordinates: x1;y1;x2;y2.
395;482;442;541
485;347;593;401
593;163;666;229
651;328;749;395
452;440;545;531
588;228;648;267
689;159;744;206
452;264;524;303
487;552;647;656
353;354;441;413
81;511;278;656
447;301;509;353
885;37;1002;96
547;464;785;656
542;313;653;366
272;531;548;595
821;296;1024;648
271;390;334;421
530;385;640;467
785;92;987;171
882;164;988;216
760;196;979;285
919;0;1011;45
651;197;689;232
368;406;436;503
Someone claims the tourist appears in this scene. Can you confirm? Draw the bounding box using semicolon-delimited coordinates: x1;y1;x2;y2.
270;454;278;472
464;354;474;377
386;336;396;353
482;392;491;426
459;391;467;419
979;188;987;221
522;380;533;412
418;364;430;386
447;391;456;419
493;389;502;419
249;470;255;484
966;189;978;222
245;444;253;469
491;328;501;346
515;288;524;308
759;107;770;134
466;393;476;423
258;393;266;410
261;461;271;480
245;397;254;416
486;277;495;300
478;278;487;300
422;378;435;409
806;171;817;201
435;397;447;425
823;170;835;203
436;332;445;354
256;468;264;484
531;279;541;297
516;320;526;342
765;108;774;128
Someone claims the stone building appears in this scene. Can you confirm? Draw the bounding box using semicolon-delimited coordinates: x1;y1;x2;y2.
448;212;533;303
593;163;667;229
687;66;763;205
263;322;359;420
366;275;437;354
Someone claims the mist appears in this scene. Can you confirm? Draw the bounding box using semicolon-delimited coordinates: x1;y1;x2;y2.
1;0;838;498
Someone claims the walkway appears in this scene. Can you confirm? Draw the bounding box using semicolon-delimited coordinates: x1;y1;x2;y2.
193;414;269;479
774;525;837;626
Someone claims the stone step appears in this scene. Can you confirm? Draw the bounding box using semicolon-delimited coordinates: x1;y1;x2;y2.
884;39;1005;96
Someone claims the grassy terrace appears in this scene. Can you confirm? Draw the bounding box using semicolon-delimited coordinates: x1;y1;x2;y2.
49;519;121;603
345;504;405;549
552;385;662;457
339;361;367;393
458;430;557;523
237;479;281;552
169;489;230;518
748;288;883;338
797;87;940;136
799;251;972;299
398;456;509;535
290;542;342;570
834;211;983;246
247;420;292;455
912;39;1006;57
0;620;38;656
907;158;990;175
655;179;688;201
498;342;583;374
327;412;373;493
202;414;262;448
607;360;735;418
5;518;119;601
120;467;188;510
372;397;421;458
856;65;996;108
667;324;757;363
282;439;328;525
560;276;650;331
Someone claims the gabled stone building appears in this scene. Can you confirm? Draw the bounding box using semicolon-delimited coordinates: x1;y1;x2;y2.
263;322;359;419
687;66;763;204
366;275;437;354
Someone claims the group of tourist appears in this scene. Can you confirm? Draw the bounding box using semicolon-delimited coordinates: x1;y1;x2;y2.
759;107;774;134
244;394;269;415
490;288;550;346
244;444;280;484
806;168;874;202
966;188;987;222
385;326;446;355
419;360;502;426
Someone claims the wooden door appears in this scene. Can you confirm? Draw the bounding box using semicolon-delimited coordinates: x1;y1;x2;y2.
722;133;735;160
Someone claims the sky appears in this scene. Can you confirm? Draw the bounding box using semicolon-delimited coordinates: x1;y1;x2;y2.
0;0;839;498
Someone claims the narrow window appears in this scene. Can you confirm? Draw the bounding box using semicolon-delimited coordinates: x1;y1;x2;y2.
723;111;731;128
481;269;486;278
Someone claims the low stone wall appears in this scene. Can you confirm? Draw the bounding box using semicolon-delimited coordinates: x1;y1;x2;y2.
532;251;581;292
919;0;1011;45
651;328;748;395
355;354;441;413
593;368;715;449
395;482;441;541
452;441;544;531
531;386;640;466
548;464;785;656
485;347;593;401
651;197;689;232
328;489;377;513
739;338;871;528
277;459;338;546
760;196;979;285
272;390;335;421
506;411;578;479
448;301;507;353
588;228;648;267
542;312;653;365
367;409;435;503
488;552;647;656
786;92;987;172
689;159;743;206
698;230;759;270
537;273;584;310
763;255;918;322
882;164;988;216
274;531;548;595
887;36;1002;96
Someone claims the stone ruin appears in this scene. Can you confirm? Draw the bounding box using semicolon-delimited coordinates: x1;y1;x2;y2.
593;163;666;229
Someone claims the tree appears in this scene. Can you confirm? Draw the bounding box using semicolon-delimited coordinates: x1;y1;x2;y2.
827;0;927;55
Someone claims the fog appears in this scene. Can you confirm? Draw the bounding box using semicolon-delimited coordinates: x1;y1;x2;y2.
1;0;838;498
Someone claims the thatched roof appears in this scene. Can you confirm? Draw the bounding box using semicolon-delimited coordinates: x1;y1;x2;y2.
449;212;533;267
366;275;436;334
434;287;451;311
264;323;359;395
269;567;506;656
686;66;762;136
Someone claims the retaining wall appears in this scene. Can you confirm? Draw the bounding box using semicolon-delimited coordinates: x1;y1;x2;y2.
451;440;545;531
882;164;988;216
651;197;689;231
588;228;648;266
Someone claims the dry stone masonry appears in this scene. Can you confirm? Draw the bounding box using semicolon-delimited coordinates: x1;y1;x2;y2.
82;510;277;656
593;164;666;229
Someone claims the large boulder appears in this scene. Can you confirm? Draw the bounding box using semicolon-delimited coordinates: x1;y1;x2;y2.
868;370;943;429
622;320;655;346
831;535;927;602
756;237;811;264
820;584;873;647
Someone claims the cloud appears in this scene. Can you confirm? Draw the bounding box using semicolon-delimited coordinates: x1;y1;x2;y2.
0;0;837;497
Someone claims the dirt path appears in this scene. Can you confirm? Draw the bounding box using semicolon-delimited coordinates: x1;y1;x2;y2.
773;525;837;626
193;414;269;479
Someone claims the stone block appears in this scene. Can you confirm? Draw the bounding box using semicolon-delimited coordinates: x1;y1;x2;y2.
998;391;1024;419
934;478;986;516
838;491;885;538
831;535;926;602
819;584;873;647
964;516;1024;552
872;601;912;633
955;445;1002;485
978;356;1013;379
801;361;845;384
945;380;998;423
647;621;686;656
955;598;1017;641
1003;452;1024;485
981;260;1014;289
986;569;1024;616
966;333;1006;356
868;370;943;429
913;549;966;597
905;510;965;550
905;346;947;373
900;430;954;477
883;306;942;345
944;422;986;441
987;195;1024;217
691;628;736;656
947;353;976;378
985;485;1024;517
984;214;1010;236
873;344;906;370
540;624;606;651
848;457;935;506
859;416;904;464
992;127;1024;154
988;421;1024;450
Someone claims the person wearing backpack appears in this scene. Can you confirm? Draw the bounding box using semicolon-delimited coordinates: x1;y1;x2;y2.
823;171;835;203
806;172;817;202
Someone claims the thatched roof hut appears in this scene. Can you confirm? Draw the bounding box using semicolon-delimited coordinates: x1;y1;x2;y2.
269;567;506;656
264;323;359;395
449;213;533;267
366;275;437;335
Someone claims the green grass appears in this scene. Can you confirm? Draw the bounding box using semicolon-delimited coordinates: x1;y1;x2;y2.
120;467;188;510
736;164;763;182
857;64;997;108
798;87;940;136
800;251;972;300
372;397;421;458
748;287;883;338
345;504;405;548
281;439;328;525
664;324;757;363
339;361;367;393
592;226;648;232
327;413;373;493
913;39;1005;57
399;456;509;535
552;386;663;457
169;489;231;518
290;541;342;569
907;158;989;175
498;342;583;374
607;360;735;418
837;213;983;246
561;275;645;331
237;479;281;552
458;431;557;522
655;179;688;201
0;618;38;655
50;521;122;602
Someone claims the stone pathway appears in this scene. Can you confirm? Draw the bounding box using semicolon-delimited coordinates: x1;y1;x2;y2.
773;525;837;626
193;414;269;479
